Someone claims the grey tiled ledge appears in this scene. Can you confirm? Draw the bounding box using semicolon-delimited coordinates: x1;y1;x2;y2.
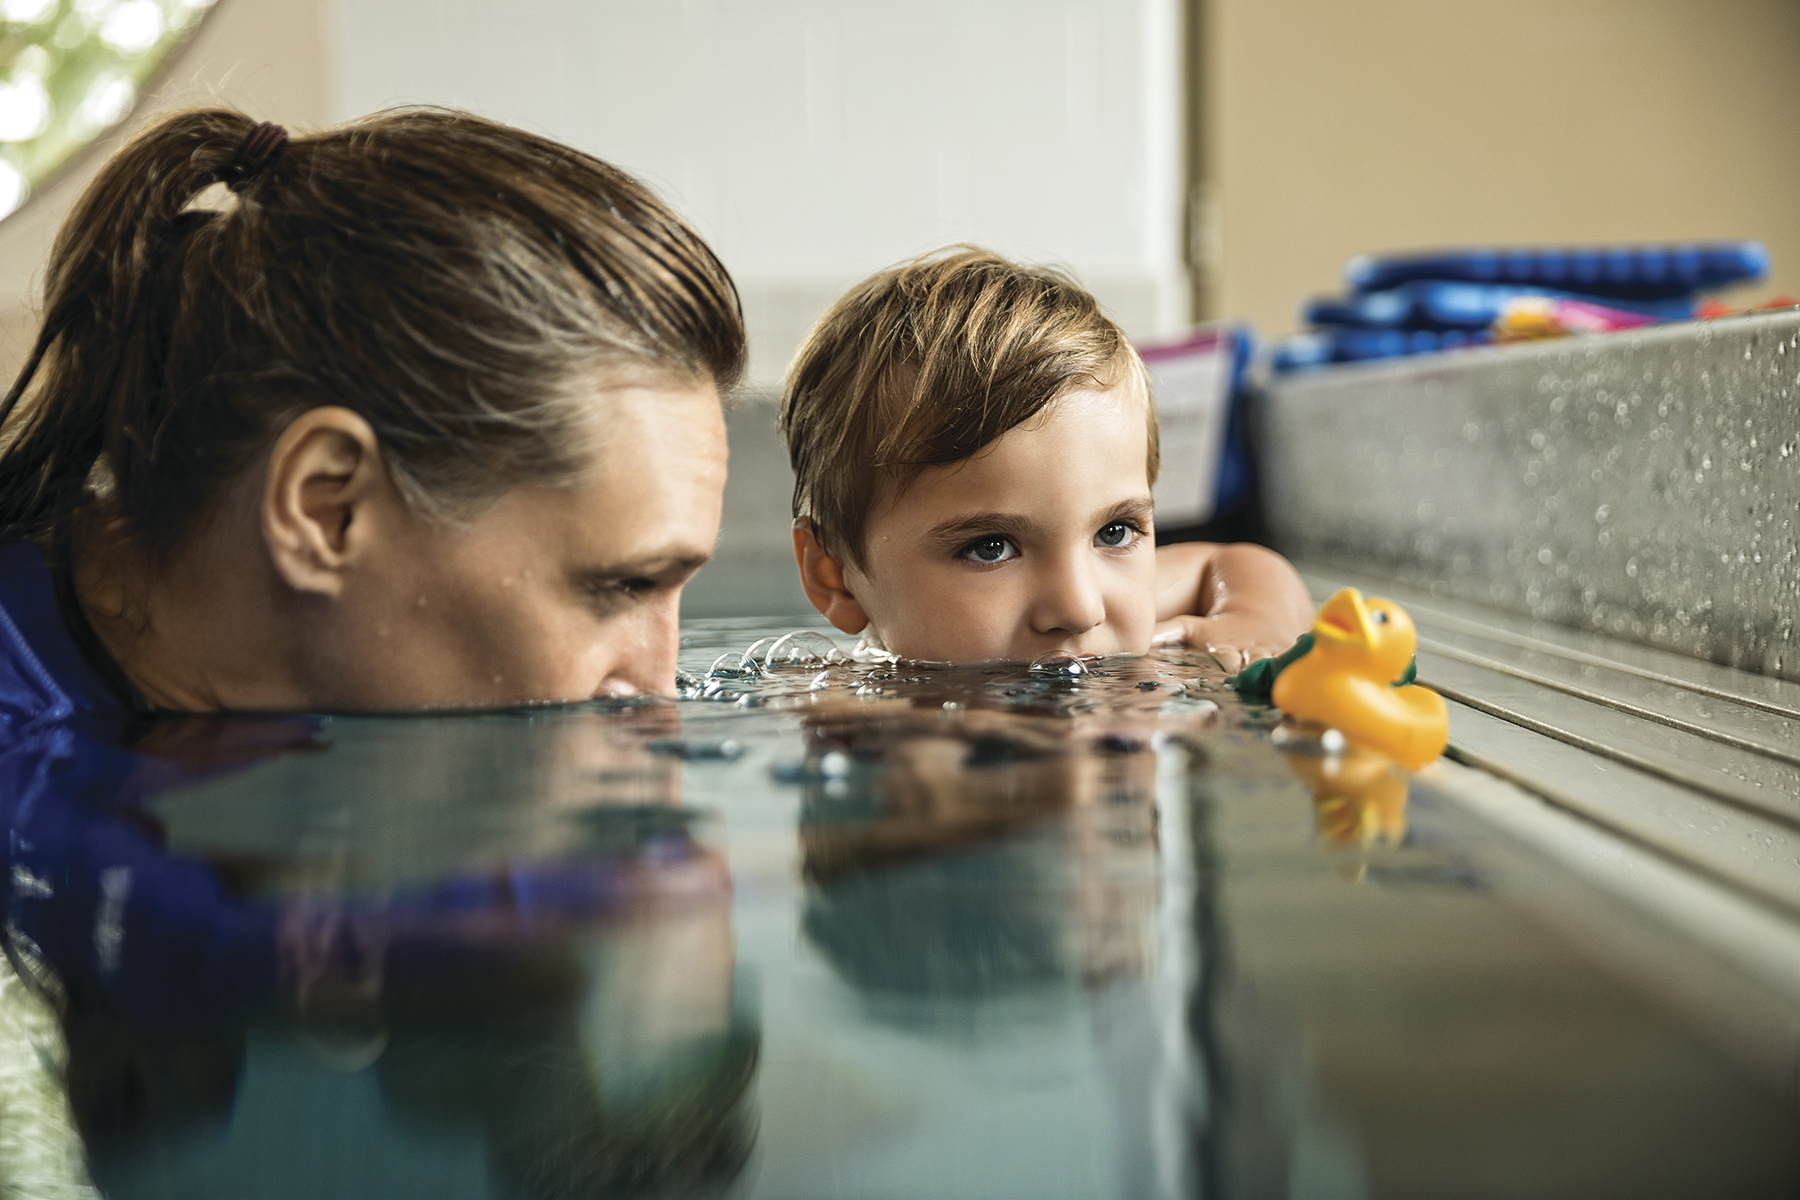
1260;310;1800;681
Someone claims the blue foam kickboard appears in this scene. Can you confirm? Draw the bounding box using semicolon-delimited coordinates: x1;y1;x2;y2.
1271;327;1491;373
1344;243;1767;300
1303;282;1694;331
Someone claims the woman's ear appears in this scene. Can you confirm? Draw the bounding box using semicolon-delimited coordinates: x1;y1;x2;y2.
792;521;869;635
262;407;394;597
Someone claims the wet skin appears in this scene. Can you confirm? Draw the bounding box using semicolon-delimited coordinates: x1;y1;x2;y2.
78;375;727;710
796;386;1159;663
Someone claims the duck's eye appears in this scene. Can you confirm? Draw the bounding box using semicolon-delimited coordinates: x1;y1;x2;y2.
1096;521;1136;548
1372;610;1389;624
960;536;1019;564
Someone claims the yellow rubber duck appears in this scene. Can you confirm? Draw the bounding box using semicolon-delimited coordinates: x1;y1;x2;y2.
1270;588;1449;771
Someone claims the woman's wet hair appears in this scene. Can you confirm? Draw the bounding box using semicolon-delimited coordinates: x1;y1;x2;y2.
0;107;745;555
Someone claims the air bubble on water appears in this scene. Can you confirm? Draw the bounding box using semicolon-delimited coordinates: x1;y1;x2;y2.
706;650;762;681
819;750;852;778
674;668;705;699
809;665;856;692
1028;652;1087;677
761;630;843;669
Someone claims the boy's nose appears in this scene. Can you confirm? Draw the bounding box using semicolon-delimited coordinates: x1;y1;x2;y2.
1028;556;1107;640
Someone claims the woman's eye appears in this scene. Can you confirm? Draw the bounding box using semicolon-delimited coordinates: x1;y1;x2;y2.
582;577;658;612
1095;522;1137;548
960;536;1019;564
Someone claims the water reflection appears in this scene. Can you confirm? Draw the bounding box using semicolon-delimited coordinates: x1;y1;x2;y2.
5;621;1797;1196
797;704;1162;1000
1282;740;1410;849
2;709;757;1199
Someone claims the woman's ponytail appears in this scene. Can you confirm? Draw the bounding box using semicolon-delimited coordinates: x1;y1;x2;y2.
0;104;743;558
0;109;257;547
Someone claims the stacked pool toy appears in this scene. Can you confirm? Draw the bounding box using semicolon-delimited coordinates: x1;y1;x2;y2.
1271;242;1770;373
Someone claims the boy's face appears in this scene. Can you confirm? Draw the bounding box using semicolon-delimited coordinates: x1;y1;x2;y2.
797;385;1157;662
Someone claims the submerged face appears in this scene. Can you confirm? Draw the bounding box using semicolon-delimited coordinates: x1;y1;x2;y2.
838;385;1158;663
316;378;727;707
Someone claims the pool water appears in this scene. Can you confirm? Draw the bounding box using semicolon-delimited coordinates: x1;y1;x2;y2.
4;615;1798;1199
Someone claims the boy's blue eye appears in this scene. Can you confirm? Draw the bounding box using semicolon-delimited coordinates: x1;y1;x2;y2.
961;536;1019;564
1096;521;1136;548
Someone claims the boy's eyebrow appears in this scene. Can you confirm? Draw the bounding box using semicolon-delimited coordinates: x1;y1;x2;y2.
924;495;1156;548
925;511;1038;547
1097;495;1156;526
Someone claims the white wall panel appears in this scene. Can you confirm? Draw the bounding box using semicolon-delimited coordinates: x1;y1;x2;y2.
328;0;1187;386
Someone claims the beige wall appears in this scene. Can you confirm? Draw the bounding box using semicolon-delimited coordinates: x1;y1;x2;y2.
0;0;327;371
1201;0;1800;338
3;3;1794;360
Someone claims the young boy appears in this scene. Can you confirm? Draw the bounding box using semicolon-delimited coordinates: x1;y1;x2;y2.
779;247;1313;670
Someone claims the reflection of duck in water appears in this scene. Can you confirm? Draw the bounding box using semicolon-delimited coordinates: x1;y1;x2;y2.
1285;744;1409;847
1271;589;1448;771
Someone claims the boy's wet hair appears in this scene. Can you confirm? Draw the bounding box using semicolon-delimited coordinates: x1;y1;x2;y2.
780;246;1157;568
0;106;745;557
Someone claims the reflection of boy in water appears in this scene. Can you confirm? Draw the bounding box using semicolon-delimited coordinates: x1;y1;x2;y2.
796;707;1160;1000
781;247;1313;670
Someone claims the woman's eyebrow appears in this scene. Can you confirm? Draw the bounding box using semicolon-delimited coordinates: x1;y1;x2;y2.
925;511;1037;547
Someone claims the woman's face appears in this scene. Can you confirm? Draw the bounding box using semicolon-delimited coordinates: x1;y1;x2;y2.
308;377;727;708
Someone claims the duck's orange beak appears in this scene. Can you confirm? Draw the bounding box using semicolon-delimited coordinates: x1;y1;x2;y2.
1313;588;1375;650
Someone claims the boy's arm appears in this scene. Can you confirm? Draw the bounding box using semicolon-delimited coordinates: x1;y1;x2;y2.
1152;542;1315;672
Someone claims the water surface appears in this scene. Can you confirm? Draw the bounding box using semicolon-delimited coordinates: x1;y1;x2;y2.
3;615;1796;1199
